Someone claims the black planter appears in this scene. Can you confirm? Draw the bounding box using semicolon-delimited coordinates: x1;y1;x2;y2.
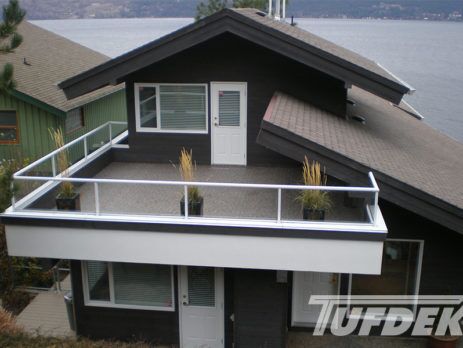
302;207;325;221
180;196;204;216
56;193;81;211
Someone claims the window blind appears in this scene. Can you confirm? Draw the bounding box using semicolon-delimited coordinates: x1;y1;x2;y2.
113;263;173;308
218;91;240;127
86;261;110;301
188;267;215;307
159;85;206;130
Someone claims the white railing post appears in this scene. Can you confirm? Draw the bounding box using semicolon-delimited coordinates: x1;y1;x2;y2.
277;188;282;222
84;136;88;161
109;122;113;146
10;181;15;210
51;155;57;176
184;185;189;219
373;191;379;225
94;182;100;215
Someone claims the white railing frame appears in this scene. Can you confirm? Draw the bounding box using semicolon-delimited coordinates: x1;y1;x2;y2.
9;121;381;227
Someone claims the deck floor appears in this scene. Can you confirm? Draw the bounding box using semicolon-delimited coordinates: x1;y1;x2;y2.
76;162;364;223
16;276;74;338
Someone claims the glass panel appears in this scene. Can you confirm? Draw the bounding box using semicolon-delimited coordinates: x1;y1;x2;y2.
218;90;240;126
138;86;157;128
113;263;173;308
159;85;206;130
188;267;215;307
65;108;84;133
0;128;17;141
86;261;110;301
0;111;17;126
351;241;420;296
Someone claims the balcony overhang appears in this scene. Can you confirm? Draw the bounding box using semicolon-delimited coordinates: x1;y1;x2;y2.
5;220;385;274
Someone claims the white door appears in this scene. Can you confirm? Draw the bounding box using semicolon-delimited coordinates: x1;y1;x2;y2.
211;82;247;165
179;266;224;348
292;272;339;327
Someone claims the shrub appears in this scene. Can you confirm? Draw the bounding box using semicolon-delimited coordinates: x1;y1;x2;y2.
0;308;23;335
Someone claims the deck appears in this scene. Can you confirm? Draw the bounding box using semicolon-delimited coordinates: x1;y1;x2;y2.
75;162;365;223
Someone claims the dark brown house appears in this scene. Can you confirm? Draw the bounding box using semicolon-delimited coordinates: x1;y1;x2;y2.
2;7;463;348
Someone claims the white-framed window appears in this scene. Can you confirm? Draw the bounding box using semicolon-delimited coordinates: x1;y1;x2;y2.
134;83;208;134
82;261;175;311
348;239;424;321
65;107;84;134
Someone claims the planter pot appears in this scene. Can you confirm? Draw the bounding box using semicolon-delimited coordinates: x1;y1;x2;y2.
302;207;325;221
428;336;460;348
180;196;204;216
56;193;81;211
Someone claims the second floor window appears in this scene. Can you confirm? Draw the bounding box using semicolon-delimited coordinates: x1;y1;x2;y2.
0;110;19;144
135;83;208;133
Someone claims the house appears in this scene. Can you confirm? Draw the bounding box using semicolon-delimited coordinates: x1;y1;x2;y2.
2;7;463;348
0;21;126;162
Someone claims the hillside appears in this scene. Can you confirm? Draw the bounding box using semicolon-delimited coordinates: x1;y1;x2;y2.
0;0;461;20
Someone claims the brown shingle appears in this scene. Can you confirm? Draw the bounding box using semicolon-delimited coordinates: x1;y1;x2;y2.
0;21;123;113
264;88;463;211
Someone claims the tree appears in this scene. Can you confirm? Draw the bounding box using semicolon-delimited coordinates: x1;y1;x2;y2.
0;0;26;95
195;0;269;21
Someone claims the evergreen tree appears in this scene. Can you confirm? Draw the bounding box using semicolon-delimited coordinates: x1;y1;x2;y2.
0;0;26;95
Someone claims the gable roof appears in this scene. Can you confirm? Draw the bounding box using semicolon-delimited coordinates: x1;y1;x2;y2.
257;88;463;233
59;8;410;103
0;21;123;115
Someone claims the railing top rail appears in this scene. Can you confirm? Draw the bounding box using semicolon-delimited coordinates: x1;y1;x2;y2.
14;175;379;192
14;121;127;177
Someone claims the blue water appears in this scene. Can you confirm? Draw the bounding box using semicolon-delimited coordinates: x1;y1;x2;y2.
33;18;463;142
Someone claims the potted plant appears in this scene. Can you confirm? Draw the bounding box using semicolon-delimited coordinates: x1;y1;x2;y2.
49;128;80;211
179;148;203;216
296;156;332;220
428;304;462;348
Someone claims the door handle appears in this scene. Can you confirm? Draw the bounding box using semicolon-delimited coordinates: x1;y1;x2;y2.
182;301;189;306
214;122;218;126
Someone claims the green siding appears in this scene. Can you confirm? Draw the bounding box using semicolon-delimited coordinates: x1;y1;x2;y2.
64;89;127;164
0;93;58;161
0;89;127;163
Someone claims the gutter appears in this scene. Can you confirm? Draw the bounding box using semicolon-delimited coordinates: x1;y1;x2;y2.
376;62;416;95
11;90;66;118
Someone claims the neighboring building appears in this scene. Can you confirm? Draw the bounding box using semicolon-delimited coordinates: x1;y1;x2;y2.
2;8;463;348
0;21;126;161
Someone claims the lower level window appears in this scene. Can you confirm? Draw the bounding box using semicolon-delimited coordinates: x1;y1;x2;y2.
83;261;174;311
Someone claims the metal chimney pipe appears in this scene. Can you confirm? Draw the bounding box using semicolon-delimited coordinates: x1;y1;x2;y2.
268;0;273;17
275;0;281;20
282;0;286;20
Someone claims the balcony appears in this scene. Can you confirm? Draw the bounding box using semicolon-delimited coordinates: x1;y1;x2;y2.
3;122;387;274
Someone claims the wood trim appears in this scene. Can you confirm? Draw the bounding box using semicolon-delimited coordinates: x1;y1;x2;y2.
0;109;20;145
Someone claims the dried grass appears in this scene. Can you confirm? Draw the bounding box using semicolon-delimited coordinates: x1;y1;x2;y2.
297;156;332;210
49;128;75;198
0;308;23;335
179;148;200;202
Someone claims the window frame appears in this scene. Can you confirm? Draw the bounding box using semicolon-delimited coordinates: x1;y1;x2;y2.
348;238;424;322
134;83;209;134
81;261;175;312
0;109;19;145
65;107;85;134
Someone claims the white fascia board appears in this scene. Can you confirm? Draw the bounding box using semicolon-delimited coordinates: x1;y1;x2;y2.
6;225;384;275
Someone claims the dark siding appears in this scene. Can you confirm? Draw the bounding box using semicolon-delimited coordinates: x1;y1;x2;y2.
70;261;179;344
380;200;463;295
123;33;346;166
233;269;288;348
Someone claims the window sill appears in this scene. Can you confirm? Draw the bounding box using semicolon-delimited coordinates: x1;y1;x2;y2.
84;300;175;312
136;127;208;134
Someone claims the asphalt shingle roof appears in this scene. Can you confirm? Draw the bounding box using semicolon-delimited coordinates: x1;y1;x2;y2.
231;8;406;88
0;21;123;113
263;88;463;211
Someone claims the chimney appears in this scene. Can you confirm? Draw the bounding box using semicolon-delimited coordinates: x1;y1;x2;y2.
268;0;286;21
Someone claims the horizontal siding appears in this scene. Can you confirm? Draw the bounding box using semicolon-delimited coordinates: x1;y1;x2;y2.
0;93;58;161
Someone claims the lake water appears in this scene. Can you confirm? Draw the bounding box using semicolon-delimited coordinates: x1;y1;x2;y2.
33;18;463;142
